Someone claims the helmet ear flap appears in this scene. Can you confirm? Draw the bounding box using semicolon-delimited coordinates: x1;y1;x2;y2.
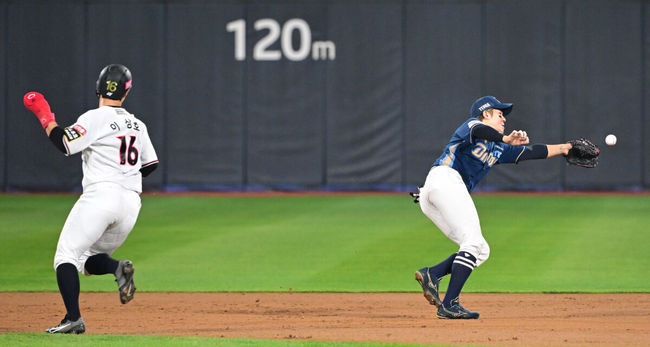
95;65;108;98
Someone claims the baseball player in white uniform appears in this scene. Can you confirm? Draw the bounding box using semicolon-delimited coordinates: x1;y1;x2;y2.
413;96;573;319
23;64;158;334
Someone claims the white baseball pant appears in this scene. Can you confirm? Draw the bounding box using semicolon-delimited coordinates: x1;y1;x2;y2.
418;165;490;267
53;182;141;272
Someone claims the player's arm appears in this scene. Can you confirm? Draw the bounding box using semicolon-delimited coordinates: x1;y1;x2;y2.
45;123;69;154
140;162;158;177
24;92;55;129
470;124;503;142
546;143;572;158
518;143;572;161
139;125;159;178
471;124;529;145
23;92;68;154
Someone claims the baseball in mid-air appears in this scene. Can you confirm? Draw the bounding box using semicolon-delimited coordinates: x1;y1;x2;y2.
605;134;617;146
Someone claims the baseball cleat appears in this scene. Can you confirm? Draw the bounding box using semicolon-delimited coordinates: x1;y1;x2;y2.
115;259;136;304
436;298;479;319
46;317;86;334
415;267;442;307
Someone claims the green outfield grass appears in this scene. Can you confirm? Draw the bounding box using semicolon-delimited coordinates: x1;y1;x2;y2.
1;194;648;293
0;333;442;347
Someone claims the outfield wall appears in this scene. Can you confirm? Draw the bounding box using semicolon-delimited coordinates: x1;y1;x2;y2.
2;0;648;191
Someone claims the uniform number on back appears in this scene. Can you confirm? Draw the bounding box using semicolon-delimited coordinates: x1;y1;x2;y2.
118;136;138;166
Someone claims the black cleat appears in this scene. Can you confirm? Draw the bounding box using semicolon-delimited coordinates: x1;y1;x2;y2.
437;298;479;319
46;317;85;334
415;267;442;307
115;260;136;304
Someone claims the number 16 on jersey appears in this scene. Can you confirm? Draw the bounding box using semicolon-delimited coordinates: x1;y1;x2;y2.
117;136;138;166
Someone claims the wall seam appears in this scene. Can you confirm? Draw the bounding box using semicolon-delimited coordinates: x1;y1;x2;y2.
242;1;249;188
83;0;88;112
641;0;646;189
321;3;329;188
162;0;169;190
400;1;407;189
3;0;9;191
480;0;486;95
560;0;567;190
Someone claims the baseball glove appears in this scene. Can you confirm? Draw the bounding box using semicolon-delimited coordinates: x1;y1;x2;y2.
565;138;600;168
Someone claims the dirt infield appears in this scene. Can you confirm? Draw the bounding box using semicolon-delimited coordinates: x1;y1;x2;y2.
2;293;649;346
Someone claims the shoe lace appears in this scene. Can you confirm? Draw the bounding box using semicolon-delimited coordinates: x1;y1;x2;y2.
449;298;466;309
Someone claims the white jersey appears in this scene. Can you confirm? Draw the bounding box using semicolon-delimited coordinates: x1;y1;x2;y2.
61;106;158;194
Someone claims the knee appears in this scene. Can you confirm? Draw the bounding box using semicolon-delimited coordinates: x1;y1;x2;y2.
473;241;490;266
454;251;478;270
54;255;82;272
460;239;490;267
478;242;490;265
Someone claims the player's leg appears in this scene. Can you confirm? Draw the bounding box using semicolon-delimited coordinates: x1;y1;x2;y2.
45;263;85;334
422;166;483;319
48;190;117;333
81;188;141;304
437;252;480;319
418;198;457;278
83;251;135;304
414;252;455;307
84;253;119;275
438;201;489;315
419;166;469;274
414;167;461;307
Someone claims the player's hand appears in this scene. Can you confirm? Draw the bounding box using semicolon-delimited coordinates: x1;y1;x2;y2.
503;130;529;145
23;91;56;129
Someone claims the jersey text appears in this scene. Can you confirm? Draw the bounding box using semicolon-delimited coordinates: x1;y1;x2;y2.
471;143;501;167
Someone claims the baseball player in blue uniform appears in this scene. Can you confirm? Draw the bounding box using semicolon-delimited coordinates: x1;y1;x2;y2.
414;96;573;319
24;64;158;333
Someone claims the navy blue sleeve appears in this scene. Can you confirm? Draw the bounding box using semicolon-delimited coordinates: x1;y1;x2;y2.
518;144;548;161
471;124;503;143
497;143;527;164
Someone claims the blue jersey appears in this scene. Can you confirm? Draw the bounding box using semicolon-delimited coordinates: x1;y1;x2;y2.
433;118;526;192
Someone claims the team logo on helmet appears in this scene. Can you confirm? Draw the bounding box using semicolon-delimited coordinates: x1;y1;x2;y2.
106;80;118;95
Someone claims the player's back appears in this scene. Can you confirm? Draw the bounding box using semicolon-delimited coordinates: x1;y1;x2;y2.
64;106;157;193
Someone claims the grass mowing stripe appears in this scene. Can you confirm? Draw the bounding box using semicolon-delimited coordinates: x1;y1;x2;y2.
469;196;650;292
1;195;648;292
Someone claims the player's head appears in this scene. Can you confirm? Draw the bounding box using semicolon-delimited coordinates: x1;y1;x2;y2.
481;108;506;133
95;64;132;101
470;96;513;119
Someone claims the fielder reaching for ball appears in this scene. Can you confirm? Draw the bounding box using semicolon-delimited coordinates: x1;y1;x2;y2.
24;64;158;334
413;95;596;319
